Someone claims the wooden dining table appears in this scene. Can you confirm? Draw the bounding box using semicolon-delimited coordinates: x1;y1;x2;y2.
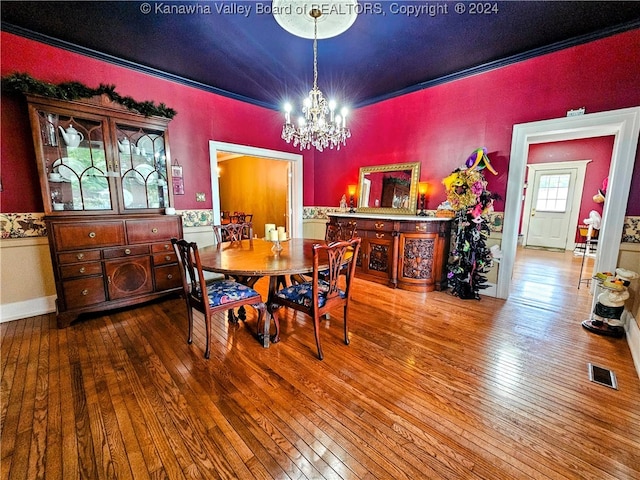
197;238;334;347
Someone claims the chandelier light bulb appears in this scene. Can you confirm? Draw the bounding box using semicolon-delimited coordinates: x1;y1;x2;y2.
284;103;292;124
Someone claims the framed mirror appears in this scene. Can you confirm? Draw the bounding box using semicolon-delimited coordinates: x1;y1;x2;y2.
356;162;421;215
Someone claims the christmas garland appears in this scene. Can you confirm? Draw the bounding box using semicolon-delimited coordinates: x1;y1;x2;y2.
1;72;177;119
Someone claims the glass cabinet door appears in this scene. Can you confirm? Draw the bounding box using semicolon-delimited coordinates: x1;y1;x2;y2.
35;109;115;213
115;124;169;210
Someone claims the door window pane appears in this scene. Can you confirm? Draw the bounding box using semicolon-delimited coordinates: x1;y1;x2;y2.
536;173;571;212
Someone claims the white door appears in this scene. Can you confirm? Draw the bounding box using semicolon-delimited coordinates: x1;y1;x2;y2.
526;169;577;249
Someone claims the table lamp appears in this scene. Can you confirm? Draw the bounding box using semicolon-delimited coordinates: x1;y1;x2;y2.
418;182;428;216
347;184;357;213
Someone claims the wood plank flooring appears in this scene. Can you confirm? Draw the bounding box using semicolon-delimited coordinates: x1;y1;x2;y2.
2;247;639;479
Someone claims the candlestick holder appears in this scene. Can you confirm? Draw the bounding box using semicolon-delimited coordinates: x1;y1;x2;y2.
271;239;283;253
264;236;288;253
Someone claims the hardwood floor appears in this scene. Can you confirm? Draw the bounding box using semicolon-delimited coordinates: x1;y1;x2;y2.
2;247;639;479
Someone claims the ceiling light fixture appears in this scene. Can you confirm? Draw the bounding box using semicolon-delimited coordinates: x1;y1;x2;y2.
281;8;351;151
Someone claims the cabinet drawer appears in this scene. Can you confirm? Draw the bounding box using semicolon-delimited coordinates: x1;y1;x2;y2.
362;229;392;240
355;219;394;232
62;277;106;309
53;222;125;251
154;264;182;291
103;245;150;259
398;222;439;234
58;250;101;265
152;241;174;253
60;262;103;279
126;218;181;244
153;252;177;266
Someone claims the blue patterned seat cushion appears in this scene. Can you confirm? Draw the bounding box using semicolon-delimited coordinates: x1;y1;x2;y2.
205;280;260;306
276;280;345;308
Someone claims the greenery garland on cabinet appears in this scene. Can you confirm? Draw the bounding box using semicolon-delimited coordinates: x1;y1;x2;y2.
1;72;177;119
442;148;499;300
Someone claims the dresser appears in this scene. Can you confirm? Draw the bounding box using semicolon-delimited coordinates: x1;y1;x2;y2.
24;94;182;327
328;213;452;292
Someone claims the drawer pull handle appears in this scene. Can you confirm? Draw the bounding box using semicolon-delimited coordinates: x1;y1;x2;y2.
152;228;158;234
79;267;86;274
165;255;172;261
167;274;173;280
81;289;89;296
416;225;427;232
164;244;170;250
88;232;96;238
374;222;384;229
125;248;131;255
76;253;85;260
375;233;385;239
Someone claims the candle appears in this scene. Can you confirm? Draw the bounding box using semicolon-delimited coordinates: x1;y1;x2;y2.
264;223;275;239
277;226;286;241
269;229;278;241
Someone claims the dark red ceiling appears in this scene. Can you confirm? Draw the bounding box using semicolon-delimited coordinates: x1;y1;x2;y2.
2;1;639;110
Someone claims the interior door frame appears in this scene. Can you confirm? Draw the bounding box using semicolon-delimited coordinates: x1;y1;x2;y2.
209;141;304;237
520;160;590;250
498;107;640;299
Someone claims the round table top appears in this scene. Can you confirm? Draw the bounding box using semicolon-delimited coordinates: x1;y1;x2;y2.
197;238;328;277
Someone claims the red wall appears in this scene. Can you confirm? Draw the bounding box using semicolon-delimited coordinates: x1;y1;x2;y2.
312;28;640;215
528;137;614;226
1;29;639;215
0;32;315;212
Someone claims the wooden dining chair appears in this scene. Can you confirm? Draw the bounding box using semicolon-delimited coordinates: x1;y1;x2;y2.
213;222;253;244
171;238;266;359
270;238;361;360
325;220;357;243
290;221;357;285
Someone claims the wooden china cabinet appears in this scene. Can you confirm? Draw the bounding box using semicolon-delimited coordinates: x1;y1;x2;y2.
26;94;183;327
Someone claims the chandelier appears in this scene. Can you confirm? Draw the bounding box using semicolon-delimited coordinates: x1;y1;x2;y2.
281;8;351;151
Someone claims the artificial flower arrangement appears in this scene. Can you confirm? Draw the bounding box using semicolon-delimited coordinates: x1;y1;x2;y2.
443;148;499;300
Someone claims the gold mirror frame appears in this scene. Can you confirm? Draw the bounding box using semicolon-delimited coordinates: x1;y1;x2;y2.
356;162;421;215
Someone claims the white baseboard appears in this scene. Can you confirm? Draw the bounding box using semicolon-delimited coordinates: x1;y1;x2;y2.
0;295;57;323
481;282;497;297
623;311;640;380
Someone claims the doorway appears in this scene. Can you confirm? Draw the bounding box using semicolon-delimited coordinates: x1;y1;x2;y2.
520;160;590;250
498;107;640;299
208;141;304;237
217;154;290;238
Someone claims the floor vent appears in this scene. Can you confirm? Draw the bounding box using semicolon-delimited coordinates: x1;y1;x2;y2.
588;363;618;389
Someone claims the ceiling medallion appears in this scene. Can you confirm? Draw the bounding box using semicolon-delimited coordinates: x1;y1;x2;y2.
275;1;356;151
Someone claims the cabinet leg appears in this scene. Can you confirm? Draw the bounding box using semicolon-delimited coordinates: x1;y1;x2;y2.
56;312;77;329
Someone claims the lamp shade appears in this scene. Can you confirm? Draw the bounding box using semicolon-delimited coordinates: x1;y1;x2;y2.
418;182;429;195
348;184;357;196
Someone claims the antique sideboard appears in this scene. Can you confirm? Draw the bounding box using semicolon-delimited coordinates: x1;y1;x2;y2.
328;213;453;292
